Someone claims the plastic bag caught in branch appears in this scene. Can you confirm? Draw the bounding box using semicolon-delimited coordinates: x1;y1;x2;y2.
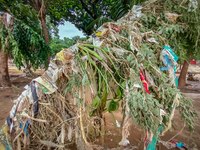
111;47;125;58
147;37;159;44
188;0;198;12
160;46;178;86
33;77;57;94
129;5;143;20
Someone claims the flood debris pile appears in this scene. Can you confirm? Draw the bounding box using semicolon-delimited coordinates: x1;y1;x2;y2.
1;0;198;150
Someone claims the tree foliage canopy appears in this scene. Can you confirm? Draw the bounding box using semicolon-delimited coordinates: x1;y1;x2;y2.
140;0;200;61
49;0;145;36
0;2;51;69
50;36;87;56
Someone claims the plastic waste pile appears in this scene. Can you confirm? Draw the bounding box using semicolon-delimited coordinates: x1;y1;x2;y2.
0;1;197;150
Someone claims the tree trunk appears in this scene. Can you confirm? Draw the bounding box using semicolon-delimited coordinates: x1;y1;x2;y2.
178;60;189;88
0;47;10;87
23;63;35;77
40;15;50;69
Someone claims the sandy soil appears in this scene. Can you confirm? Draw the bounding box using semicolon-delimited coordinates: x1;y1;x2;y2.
0;63;200;150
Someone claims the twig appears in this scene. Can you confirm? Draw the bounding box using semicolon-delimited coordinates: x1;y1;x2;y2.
143;0;158;9
21;114;47;123
13;118;28;142
79;87;88;144
39;102;50;105
54;117;78;128
167;122;185;142
154;32;166;45
17;123;21;150
44;106;63;122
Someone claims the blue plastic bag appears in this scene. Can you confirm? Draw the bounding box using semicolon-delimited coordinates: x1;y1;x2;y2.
160;46;178;86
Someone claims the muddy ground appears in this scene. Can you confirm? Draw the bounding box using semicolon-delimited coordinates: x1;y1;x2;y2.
0;63;200;150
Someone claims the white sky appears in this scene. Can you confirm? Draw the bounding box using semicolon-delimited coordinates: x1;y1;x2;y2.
58;21;85;39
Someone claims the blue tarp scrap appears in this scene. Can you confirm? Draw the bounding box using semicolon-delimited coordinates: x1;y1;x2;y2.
160;46;179;86
146;126;162;150
176;142;185;148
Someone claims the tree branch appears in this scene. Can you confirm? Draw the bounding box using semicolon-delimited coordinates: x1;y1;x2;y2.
124;0;128;5
92;0;98;19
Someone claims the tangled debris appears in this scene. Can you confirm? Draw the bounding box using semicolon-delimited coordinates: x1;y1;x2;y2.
0;1;198;150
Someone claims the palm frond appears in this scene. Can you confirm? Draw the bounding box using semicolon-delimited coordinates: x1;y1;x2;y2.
111;0;146;21
87;16;113;32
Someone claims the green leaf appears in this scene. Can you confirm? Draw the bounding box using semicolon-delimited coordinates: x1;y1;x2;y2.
107;99;119;112
91;95;101;107
89;109;97;117
116;88;122;97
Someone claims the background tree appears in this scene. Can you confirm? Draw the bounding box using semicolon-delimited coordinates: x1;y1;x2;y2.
0;2;51;86
137;0;200;87
49;0;145;36
49;0;114;35
4;0;66;67
50;36;87;56
0;13;12;87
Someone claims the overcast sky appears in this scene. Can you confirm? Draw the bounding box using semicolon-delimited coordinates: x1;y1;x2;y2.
58;21;85;39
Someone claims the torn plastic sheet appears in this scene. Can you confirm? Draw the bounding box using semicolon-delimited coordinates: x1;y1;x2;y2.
133;84;141;88
147;37;159;44
146;126;162;150
163;46;178;65
0;125;12;150
177;142;185;148
160;46;178;86
93;36;104;47
41;85;48;93
24;85;29;90
33;77;57;94
22;86;34;103
44;62;62;83
160;109;166;124
145;70;156;87
71;59;79;74
111;47;125;58
129;35;140;52
56;49;66;61
160;54;172;71
17;96;26;112
119;139;130;146
24;119;31;136
6;13;12;25
80;55;88;61
11;87;33;117
69;43;80;53
9;104;17;118
129;5;143;20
